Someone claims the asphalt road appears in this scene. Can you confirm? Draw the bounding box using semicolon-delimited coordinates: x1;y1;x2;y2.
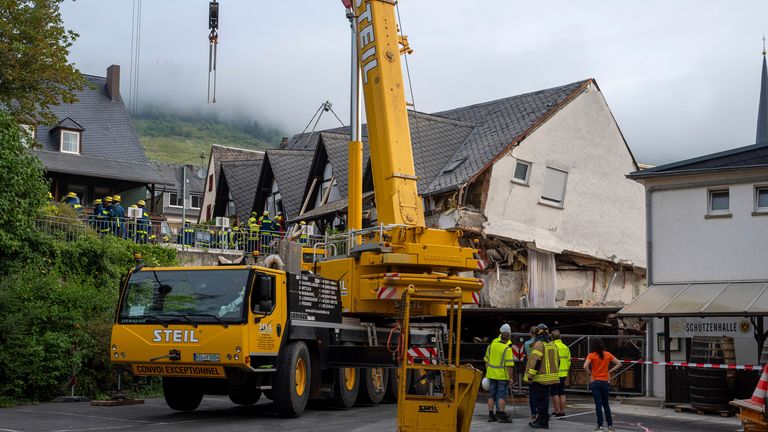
0;396;744;432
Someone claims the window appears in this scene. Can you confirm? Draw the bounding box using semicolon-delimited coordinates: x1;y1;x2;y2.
168;193;183;208
756;187;768;212
208;175;214;192
540;167;568;206
190;194;202;209
60;130;80;154
512;160;531;185
206;204;212;221
316;162;340;206
267;179;283;215
708;189;730;214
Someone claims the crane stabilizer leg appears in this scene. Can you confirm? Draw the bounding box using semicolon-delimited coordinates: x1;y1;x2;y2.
396;288;481;432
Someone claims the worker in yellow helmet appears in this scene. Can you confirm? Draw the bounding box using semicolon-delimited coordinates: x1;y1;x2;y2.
91;199;104;230
63;191;82;213
101;196;113;235
136;200;150;244
111;195;125;238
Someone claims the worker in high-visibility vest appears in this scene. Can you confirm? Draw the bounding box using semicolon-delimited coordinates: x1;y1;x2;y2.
248;215;260;253
523;324;560;429
298;220;309;245
136;200;150;244
483;323;515;423
550;329;571;417
101;196;113;235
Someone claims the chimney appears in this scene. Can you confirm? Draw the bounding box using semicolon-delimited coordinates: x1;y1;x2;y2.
106;65;120;102
280;137;289;148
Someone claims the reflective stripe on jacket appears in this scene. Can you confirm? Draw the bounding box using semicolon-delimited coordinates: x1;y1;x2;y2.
554;339;571;378
525;340;560;385
484;336;514;380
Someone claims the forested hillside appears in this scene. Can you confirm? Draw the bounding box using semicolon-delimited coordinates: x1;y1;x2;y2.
134;106;284;163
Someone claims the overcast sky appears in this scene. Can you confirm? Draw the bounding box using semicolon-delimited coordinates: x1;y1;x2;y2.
61;0;768;165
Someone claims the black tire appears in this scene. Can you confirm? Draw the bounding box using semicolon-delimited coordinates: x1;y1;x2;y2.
273;341;311;417
330;366;360;408
357;368;388;404
162;377;203;412
229;389;262;406
383;367;406;402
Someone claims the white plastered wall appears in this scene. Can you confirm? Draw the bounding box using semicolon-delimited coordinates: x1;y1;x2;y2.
483;82;646;268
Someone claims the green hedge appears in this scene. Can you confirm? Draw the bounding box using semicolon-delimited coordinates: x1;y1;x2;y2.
0;110;178;406
0;235;177;405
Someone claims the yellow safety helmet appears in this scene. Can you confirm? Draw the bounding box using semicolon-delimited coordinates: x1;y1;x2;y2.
93;199;102;205
104;196;113;203
129;204;137;208
263;210;269;215
66;191;77;198
47;192;53;199
299;220;306;225
113;195;121;202
137;200;146;207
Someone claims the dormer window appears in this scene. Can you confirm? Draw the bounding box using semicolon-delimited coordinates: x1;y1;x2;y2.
51;117;84;155
61;130;81;154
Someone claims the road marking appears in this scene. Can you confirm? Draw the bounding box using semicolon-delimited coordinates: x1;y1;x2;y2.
13;409;155;424
553;410;593;419
0;428;25;432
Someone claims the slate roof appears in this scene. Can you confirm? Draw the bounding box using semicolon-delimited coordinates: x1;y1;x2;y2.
261;149;315;220
30;73;169;184
219;159;263;223
33;150;170;184
628;142;768;180
316;131;371;198
34;74;149;164
289;80;591;202
427;80;590;193
153;163;205;193
209;144;264;177
758;56;768;144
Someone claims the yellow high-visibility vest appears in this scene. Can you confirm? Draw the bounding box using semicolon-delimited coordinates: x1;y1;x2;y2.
484;336;514;380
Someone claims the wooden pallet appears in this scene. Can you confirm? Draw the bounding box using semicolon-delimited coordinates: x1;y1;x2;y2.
674;403;734;417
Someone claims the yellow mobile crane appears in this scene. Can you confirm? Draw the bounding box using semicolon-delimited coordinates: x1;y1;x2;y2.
110;1;482;430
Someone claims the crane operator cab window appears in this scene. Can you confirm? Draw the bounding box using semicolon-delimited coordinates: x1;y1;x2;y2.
250;273;276;315
118;269;250;325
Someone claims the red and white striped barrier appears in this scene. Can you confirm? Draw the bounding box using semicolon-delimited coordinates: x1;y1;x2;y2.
407;347;437;365
377;286;399;299
471;292;480;305
512;344;525;361
571;357;762;371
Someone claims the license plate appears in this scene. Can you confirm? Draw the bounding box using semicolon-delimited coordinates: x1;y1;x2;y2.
132;364;226;378
193;353;220;362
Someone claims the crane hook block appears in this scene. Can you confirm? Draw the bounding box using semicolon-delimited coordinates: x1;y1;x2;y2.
209;1;219;31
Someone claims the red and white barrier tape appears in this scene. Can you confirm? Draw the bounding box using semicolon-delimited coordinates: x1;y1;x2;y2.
570;357;760;371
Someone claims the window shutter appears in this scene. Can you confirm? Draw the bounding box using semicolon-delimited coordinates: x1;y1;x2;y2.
541;167;567;203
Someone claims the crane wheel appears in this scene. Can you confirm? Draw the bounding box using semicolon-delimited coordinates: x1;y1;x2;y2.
331;366;359;408
357;368;388;405
383;368;410;402
273;341;311;417
162;377;203;411
228;389;261;405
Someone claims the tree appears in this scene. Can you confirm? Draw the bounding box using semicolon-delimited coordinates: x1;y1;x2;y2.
0;110;48;258
0;0;85;125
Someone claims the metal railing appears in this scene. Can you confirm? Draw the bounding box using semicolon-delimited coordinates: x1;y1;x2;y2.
505;333;646;396
35;216;327;256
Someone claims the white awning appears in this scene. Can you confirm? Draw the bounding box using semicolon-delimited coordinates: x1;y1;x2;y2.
618;281;768;317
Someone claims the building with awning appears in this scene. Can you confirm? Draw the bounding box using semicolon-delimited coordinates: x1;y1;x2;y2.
620;52;768;404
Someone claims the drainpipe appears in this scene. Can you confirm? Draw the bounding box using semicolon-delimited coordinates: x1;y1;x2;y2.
645;317;654;397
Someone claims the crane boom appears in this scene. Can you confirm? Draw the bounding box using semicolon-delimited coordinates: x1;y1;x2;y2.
353;0;424;227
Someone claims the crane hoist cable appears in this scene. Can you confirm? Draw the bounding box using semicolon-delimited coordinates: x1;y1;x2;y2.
208;0;219;104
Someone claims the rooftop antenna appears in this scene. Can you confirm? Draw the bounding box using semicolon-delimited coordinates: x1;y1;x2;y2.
763;33;766;56
208;1;219;103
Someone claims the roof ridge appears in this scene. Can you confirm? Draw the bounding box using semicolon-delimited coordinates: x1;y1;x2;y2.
633;141;768;175
433;79;592;115
211;143;265;153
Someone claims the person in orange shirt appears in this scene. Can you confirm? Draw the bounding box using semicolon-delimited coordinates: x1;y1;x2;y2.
583;338;621;432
